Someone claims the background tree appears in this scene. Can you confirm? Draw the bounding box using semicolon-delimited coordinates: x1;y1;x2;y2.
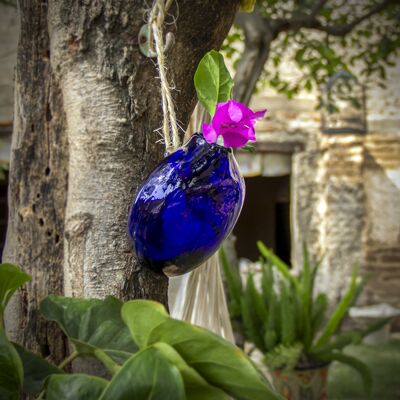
3;0;241;363
229;0;400;104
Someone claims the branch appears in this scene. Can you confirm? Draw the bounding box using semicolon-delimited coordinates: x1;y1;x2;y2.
310;0;330;18
304;0;398;36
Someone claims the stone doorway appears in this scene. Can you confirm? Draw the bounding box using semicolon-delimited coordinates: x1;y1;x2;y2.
233;175;291;265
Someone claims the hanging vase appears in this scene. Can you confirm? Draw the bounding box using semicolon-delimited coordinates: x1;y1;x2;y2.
128;132;245;276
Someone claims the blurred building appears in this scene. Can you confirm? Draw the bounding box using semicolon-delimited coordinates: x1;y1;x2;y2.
234;60;400;310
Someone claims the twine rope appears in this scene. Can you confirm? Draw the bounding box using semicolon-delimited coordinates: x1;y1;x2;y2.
148;0;180;153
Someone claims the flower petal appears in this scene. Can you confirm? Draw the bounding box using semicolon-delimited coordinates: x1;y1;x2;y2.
212;101;231;131
227;100;244;122
252;109;267;120
202;123;218;143
222;130;251;148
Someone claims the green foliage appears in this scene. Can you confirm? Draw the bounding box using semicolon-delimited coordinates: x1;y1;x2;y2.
40;295;137;356
222;0;400;100
264;343;303;371
0;264;29;400
0;264;282;400
220;247;243;317
13;344;62;396
0;330;23;400
148;317;280;400
0;264;30;322
194;50;234;116
99;347;186;400
314;266;360;350
46;375;108;400
221;244;391;396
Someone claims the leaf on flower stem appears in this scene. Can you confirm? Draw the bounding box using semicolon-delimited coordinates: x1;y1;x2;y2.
194;50;234;117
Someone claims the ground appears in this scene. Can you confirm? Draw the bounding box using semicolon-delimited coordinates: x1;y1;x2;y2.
328;340;400;399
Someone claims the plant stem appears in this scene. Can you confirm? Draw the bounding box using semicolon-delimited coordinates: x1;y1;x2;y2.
58;350;79;370
94;349;120;375
36;351;80;399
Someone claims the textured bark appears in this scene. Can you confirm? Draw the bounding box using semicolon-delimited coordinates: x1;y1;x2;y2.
3;0;240;361
3;1;68;363
233;10;275;105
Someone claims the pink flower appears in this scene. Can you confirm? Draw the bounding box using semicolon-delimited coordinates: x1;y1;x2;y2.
202;100;266;148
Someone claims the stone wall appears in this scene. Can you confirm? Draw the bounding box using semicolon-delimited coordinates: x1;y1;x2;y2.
362;134;400;307
251;58;400;311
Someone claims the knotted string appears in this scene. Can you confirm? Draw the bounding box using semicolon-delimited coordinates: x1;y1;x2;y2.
148;1;234;343
148;0;180;153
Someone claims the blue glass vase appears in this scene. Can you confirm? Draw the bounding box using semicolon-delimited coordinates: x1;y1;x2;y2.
128;133;245;276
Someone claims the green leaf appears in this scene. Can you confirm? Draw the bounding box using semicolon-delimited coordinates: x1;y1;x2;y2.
266;291;280;345
13;343;62;395
311;331;362;355
0;263;30;319
45;374;108;400
245;273;268;351
240;296;259;348
40;296;137;355
99;346;185;400
152;342;228;400
219;247;243;317
241;275;266;352
318;351;372;397
148;318;282;400
311;293;328;337
264;330;277;352
263;343;303;371
248;273;267;323
121;300;169;349
279;283;296;346
261;260;274;304
194;50;233;116
315;268;358;349
0;330;23;400
299;243;312;350
257;242;297;288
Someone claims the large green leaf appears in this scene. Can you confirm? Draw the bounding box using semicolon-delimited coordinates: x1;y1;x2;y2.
99;346;185;400
194;50;233;116
153;342;228;400
0;263;30;319
40;296;137;355
13;343;62;395
148;318;282;400
121;300;169;349
0;330;23;400
45;374;108;400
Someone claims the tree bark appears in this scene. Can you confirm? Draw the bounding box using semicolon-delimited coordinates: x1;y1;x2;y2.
3;0;240;362
233;10;274;105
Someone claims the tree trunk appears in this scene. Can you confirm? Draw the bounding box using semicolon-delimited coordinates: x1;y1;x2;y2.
233;11;274;105
3;0;240;362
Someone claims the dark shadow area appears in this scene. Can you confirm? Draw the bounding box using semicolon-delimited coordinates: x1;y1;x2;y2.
233;175;291;264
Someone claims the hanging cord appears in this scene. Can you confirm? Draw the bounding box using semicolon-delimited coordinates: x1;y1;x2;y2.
148;0;180;153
